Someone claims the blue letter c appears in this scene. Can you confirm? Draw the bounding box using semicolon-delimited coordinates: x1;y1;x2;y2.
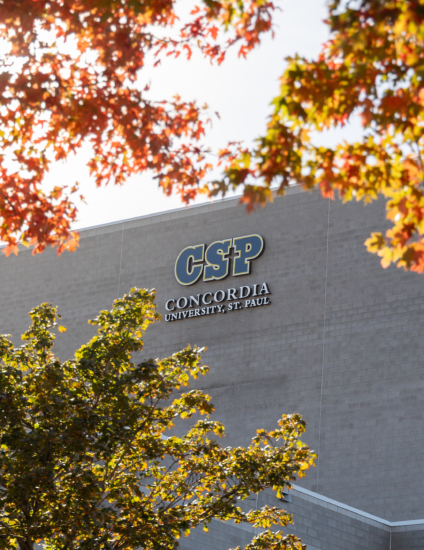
175;244;205;286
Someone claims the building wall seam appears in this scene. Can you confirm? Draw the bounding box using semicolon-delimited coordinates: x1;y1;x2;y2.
117;223;124;298
316;197;331;490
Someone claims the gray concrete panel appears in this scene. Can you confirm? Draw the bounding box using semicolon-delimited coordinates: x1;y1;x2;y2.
179;488;390;550
0;188;423;530
391;526;424;549
318;199;424;520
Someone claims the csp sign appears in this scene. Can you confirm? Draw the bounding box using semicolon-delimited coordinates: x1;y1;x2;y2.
175;234;264;286
166;234;271;323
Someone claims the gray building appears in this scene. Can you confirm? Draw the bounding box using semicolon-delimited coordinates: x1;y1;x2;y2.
2;187;424;549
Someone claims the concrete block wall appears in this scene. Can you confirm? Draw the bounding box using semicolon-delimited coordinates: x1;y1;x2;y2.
180;487;424;550
1;188;424;528
286;489;390;550
179;487;391;550
391;524;424;549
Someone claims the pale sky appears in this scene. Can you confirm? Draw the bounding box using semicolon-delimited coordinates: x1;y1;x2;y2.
44;0;331;230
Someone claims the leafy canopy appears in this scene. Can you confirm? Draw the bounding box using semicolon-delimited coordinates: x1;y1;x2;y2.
214;0;424;272
0;0;274;256
6;0;424;274
0;288;315;550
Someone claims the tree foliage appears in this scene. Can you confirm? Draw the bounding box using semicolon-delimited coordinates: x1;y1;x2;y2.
6;0;423;272
8;0;419;272
0;288;315;550
0;0;274;255
215;0;424;272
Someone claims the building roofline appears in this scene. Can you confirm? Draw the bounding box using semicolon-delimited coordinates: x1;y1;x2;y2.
76;193;242;234
75;183;305;234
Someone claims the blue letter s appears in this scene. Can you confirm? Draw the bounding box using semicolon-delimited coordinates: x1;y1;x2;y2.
203;239;232;282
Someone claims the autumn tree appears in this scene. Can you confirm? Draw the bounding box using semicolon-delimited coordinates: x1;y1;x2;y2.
215;0;424;273
6;0;418;272
0;0;275;255
0;287;315;550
